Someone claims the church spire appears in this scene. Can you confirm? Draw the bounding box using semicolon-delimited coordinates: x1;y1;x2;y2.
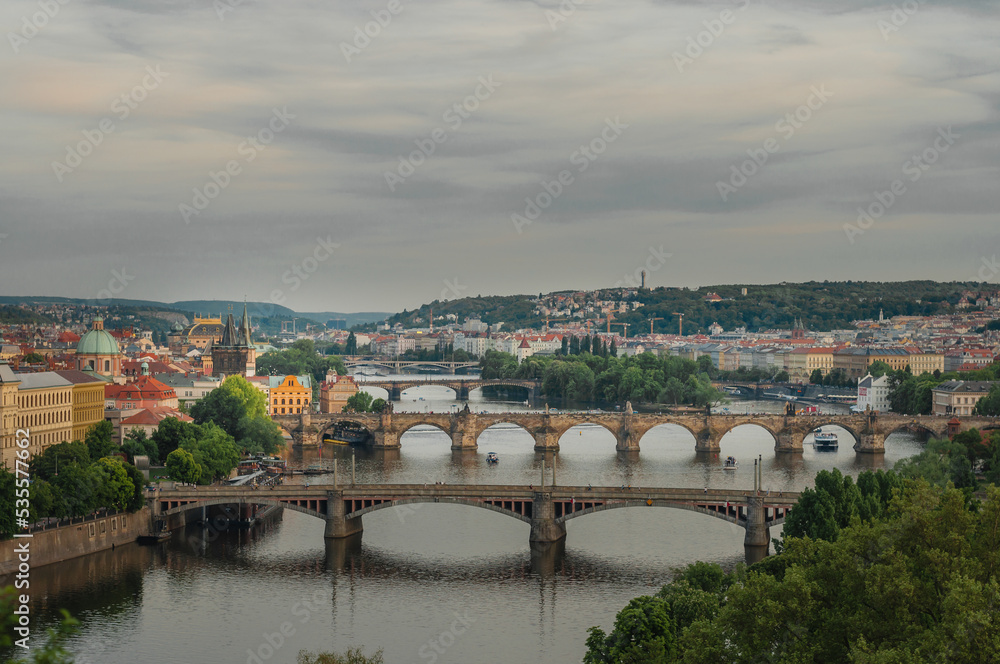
240;300;253;346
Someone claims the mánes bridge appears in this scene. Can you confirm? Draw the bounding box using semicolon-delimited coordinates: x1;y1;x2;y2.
275;409;998;455
152;482;794;548
356;377;541;402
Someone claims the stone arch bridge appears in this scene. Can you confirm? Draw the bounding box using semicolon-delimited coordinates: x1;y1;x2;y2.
357;378;540;402
151;483;795;548
274;410;998;455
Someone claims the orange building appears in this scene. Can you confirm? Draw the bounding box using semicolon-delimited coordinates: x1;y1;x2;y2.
319;375;359;413
269;375;312;416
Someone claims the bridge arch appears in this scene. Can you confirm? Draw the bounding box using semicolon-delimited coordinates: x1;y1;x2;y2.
474;421;535;447
556;501;789;529
714;421;780;442
466;381;532;399
396;419;453;440
805;421;861;448
159;497;326;521
318;419;377;444
883;422;944;441
357;385;390;400
634;422;700;447
399;383;459;400
555;421;620;447
344;497;532;524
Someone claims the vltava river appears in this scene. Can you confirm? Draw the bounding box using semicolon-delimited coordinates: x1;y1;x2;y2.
6;388;923;664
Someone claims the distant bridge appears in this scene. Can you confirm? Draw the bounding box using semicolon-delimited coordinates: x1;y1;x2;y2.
342;356;481;374
356;377;541;401
151;483;796;548
274;410;999;455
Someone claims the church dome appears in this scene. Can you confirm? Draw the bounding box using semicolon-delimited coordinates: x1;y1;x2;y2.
77;317;121;356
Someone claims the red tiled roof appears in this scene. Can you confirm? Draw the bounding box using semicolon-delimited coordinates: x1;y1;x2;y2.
121;407;192;426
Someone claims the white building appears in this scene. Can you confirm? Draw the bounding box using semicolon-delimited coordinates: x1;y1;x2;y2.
856;373;891;413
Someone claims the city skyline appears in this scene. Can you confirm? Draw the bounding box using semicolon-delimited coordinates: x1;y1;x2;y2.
1;0;998;313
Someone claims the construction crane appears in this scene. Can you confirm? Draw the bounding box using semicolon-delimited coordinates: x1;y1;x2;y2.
613;322;630;339
585;320;592;335
648;317;664;335
673;312;684;337
606;313;615;334
544;317;550;333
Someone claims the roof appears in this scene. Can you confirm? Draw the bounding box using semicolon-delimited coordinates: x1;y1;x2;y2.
0;363;20;384
268;375;312;389
933;381;995;394
105;375;178;401
121;407;193;426
76;328;121;356
15;372;72;390
53;369;106;385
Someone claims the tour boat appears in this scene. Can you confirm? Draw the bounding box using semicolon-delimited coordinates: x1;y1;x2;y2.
813;430;839;450
323;423;370;446
723;456;738;470
486;452;499;465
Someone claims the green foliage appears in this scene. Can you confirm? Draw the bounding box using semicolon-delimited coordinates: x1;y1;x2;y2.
480;350;725;407
782;469;903;544
165;448;201;485
594;482;1000;663
121;428;158;464
256;339;346;387
296;648;384;664
179;423;240;483
1;586;78;663
21;352;45;364
0;470;14;539
29;442;91;482
190;378;283;455
152;417;199;461
585;595;675;664
894;438;978;490
867;360;893;378
344;391;374;413
121;461;146;511
92;457;135;511
370;398;388;414
84;420;117;462
974;384;1000;416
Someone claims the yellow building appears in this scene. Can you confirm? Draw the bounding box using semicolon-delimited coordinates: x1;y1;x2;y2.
320;375;359;413
0;366;73;469
269;375;312;416
56;369;109;441
786;347;836;380
907;350;944;376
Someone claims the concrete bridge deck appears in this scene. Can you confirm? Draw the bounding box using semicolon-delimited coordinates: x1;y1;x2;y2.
151;483;797;549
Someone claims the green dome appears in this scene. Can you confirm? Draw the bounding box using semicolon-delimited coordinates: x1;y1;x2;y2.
77;329;121;356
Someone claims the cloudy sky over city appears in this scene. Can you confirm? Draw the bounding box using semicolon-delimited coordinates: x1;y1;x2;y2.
1;0;998;313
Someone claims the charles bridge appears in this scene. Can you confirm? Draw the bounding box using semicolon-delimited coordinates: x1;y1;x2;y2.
274;408;999;454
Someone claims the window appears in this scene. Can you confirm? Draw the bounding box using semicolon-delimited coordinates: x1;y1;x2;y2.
100;521;106;534
88;523;95;538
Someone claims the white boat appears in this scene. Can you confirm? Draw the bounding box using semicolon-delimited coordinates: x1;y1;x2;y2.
723;456;738;470
486;452;499;465
813;430;839;450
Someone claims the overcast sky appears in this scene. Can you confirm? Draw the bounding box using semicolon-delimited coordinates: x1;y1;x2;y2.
0;0;998;313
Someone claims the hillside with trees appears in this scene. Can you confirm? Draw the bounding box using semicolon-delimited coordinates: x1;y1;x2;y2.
373;281;983;334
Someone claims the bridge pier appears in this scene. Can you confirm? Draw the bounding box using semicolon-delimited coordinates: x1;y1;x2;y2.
694;429;720;454
372;429;400;449
325;491;363;539
854;433;885;454
743;496;770;549
451;427;478;451
533;431;560;452
774;430;803;454
529;492;567;544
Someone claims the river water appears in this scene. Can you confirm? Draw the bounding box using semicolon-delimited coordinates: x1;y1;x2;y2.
5;386;924;664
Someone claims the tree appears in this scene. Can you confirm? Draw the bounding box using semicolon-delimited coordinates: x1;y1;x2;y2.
344;391;374;413
774;370;790;383
1;586;78;663
975;384;1000;416
0;470;15;539
370;398;388;414
152;416;200;461
609;338;617;357
121;461;146;512
180;424;240;483
29;441;91;481
22;352;45;364
809;368;824;384
50;463;102;517
584;595;675;663
166;448;201;485
85;420;118;461
122;428;159;464
867;359;893;378
93;457;135;511
560;336;569;355
345;331;358;355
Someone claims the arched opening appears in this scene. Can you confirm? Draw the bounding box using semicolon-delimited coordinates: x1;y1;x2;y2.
803;424;859;455
400;384;458;401
398;423;453;462
357;385;389;401
469;383;531;404
320;420;375;447
881;424;936;467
